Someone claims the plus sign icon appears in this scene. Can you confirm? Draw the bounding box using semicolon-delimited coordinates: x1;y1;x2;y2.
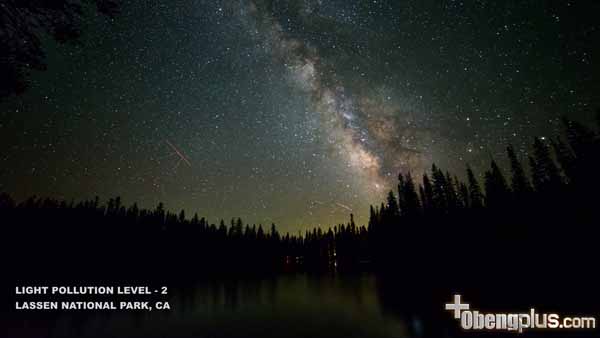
445;294;470;319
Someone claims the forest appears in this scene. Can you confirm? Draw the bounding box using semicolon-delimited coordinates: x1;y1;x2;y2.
1;115;599;283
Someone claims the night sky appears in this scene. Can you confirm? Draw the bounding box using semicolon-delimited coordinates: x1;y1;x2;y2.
1;0;598;232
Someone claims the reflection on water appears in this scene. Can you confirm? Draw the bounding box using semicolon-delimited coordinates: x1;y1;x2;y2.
45;274;422;338
9;272;599;338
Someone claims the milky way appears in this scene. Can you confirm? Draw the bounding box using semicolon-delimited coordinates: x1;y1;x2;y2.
243;0;428;196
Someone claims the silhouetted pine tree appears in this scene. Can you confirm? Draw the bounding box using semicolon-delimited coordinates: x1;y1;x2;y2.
398;172;421;217
530;137;562;194
421;174;434;213
431;164;449;214
562;117;599;188
466;166;484;209
445;172;458;212
368;205;377;232
563;117;596;160
384;190;400;223
506;145;532;200
457;181;469;209
484;160;510;210
552;138;576;183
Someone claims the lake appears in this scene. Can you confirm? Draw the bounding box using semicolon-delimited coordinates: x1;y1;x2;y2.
7;273;442;338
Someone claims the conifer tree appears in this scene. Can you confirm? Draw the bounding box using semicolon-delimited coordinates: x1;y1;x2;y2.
506;145;532;199
530;137;562;193
431;164;448;213
385;191;400;220
457;181;469;209
552;138;576;182
562;117;596;159
445;172;458;211
421;174;434;213
484;160;510;209
398;172;421;217
466;166;484;209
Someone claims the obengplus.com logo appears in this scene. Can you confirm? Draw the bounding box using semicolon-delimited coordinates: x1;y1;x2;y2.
445;294;596;333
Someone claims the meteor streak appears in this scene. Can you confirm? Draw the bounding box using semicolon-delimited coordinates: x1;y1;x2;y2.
165;139;192;168
335;202;353;212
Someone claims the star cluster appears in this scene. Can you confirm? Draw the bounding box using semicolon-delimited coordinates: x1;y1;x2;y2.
0;0;598;231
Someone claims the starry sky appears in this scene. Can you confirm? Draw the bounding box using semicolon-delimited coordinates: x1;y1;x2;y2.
1;0;598;232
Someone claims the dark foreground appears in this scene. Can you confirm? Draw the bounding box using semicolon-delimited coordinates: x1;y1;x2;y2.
2;272;600;338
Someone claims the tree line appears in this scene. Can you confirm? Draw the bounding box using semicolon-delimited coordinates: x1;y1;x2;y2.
1;115;599;280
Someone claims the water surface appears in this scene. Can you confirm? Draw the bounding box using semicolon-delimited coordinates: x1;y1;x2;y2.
31;274;423;338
